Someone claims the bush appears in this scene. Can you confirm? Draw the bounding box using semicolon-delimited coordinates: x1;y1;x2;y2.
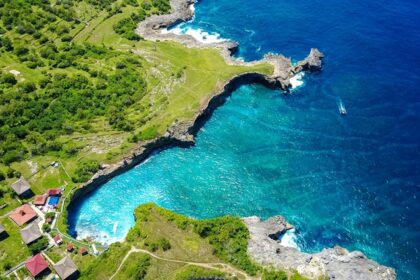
42;223;51;232
0;73;17;85
194;216;259;275
28;236;48;254
158;238;171;251
72;160;101;183
45;212;55;219
0;172;5;181
174;266;225;280
262;269;288;280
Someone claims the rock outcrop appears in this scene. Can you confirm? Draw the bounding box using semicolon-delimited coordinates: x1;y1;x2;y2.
244;216;397;280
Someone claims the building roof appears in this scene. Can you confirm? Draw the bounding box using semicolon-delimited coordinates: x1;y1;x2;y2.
20;223;42;244
48;188;61;196
11;177;31;195
54;256;78;280
66;243;74;251
9;204;37;226
53;235;62;243
33;194;48;206
79;247;88;255
25;253;49;277
0;223;5;234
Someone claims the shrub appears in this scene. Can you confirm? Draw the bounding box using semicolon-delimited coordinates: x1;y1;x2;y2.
262;269;288;280
28;236;48;254
42;223;51;232
72;160;101;183
0;73;17;85
194;216;259;275
174;266;225;280
158;238;171;251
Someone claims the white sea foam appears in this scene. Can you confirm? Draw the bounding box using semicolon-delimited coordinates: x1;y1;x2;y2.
189;3;195;13
113;222;119;234
290;72;305;89
280;228;300;250
163;24;226;44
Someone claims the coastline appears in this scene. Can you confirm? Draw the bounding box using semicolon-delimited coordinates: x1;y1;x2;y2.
70;0;324;203
66;0;396;279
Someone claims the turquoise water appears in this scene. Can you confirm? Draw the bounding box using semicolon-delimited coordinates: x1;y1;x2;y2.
69;0;420;278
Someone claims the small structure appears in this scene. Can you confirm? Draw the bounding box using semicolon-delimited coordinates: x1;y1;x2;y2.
25;253;49;277
11;177;31;197
66;243;74;252
79;247;88;255
53;235;63;245
33;194;48;206
48;188;61;196
54;256;78;280
9;204;37;226
20;223;42;244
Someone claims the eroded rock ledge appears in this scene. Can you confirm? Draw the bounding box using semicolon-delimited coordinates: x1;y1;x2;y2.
243;216;397;280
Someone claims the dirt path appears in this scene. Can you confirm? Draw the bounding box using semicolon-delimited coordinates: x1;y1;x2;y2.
109;246;260;280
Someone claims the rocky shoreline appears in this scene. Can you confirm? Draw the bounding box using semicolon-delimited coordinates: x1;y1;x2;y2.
244;216;396;280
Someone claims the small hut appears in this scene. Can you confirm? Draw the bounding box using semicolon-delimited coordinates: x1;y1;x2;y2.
79;247;88;255
66;243;74;252
53;235;63;245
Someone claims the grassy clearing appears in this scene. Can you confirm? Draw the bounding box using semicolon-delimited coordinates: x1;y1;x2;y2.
0;218;30;273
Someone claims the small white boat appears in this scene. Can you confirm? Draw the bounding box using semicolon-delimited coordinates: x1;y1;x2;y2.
338;100;347;115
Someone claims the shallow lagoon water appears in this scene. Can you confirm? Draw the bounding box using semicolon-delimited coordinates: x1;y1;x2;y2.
69;0;420;278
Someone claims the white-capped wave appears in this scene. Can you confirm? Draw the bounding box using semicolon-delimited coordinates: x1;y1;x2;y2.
189;3;195;13
163;24;226;44
280;228;300;250
290;72;305;90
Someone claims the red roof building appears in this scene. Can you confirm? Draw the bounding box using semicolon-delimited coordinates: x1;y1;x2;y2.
33;194;48;206
53;235;63;245
9;204;37;226
66;243;74;252
25;253;49;277
48;188;61;196
79;247;88;255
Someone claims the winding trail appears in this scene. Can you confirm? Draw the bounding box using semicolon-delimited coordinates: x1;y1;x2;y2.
109;246;259;280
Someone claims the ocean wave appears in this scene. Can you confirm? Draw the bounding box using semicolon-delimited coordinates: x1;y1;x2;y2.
290;72;305;90
163;24;226;44
280;228;301;250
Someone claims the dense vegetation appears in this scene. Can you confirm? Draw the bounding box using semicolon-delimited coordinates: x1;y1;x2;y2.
0;0;170;168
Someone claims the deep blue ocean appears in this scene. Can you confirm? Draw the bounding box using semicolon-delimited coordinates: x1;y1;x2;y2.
69;0;420;278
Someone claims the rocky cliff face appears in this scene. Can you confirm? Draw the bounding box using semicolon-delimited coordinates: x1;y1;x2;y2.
243;216;396;280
